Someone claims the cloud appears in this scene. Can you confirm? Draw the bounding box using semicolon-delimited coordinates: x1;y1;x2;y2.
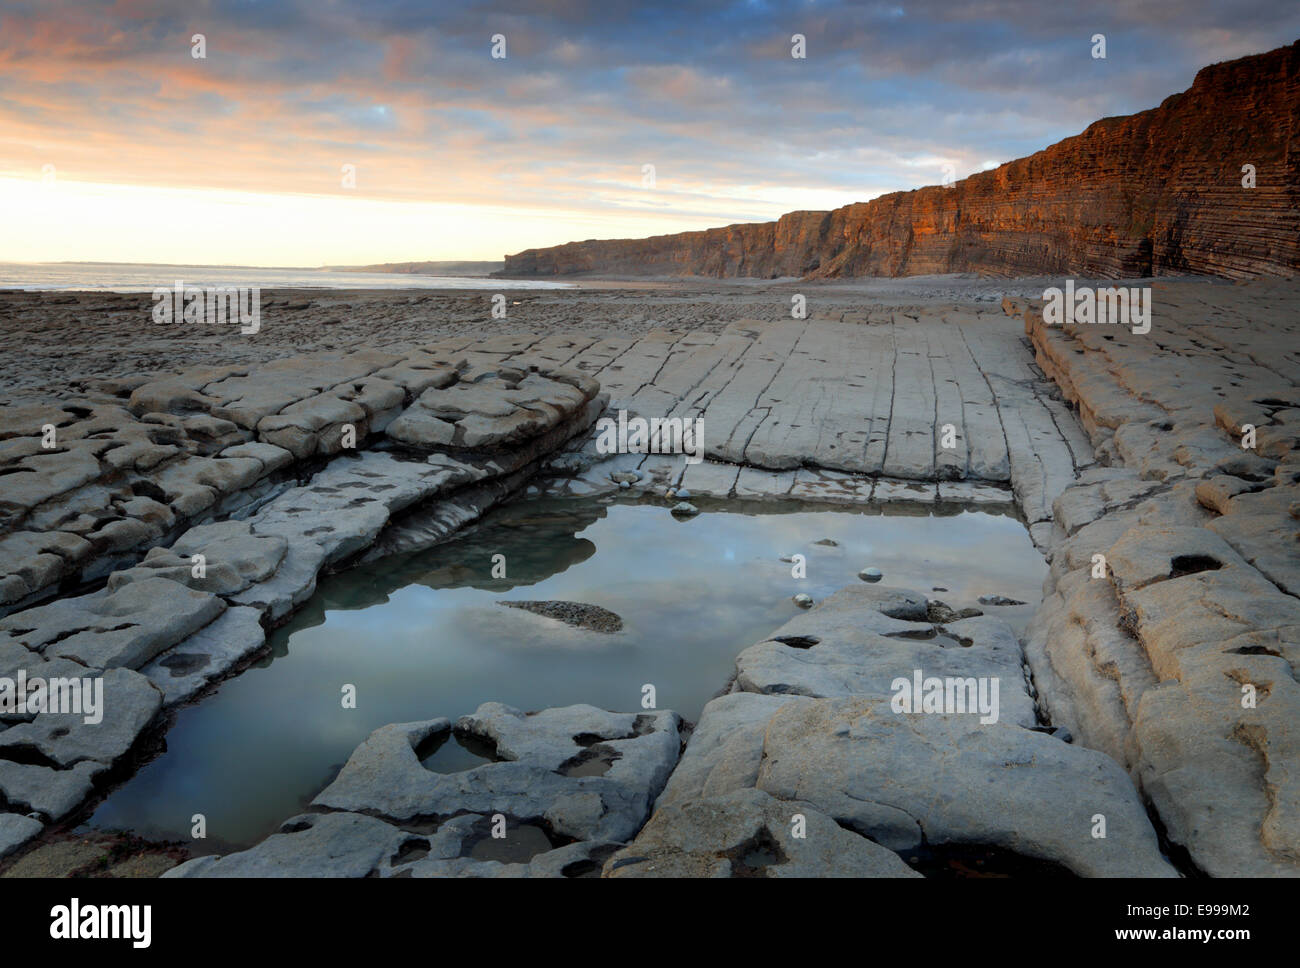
0;0;1296;263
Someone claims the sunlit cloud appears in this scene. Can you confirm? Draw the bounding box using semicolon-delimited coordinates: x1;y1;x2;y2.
1;0;1296;265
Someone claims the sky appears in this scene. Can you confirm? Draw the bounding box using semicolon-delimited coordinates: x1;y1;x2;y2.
1;0;1297;266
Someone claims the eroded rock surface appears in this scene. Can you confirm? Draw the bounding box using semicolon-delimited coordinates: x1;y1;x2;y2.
0;352;605;844
605;788;921;878
172;703;682;878
0;353;603;615
627;583;1178;878
731;584;1039;728
1020;279;1300;876
5;274;1297;878
313;704;680;844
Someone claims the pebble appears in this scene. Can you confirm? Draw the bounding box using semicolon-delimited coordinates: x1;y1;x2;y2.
670;501;699;517
793;593;814;608
858;567;883;583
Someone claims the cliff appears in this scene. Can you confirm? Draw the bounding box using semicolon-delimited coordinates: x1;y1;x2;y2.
499;41;1299;280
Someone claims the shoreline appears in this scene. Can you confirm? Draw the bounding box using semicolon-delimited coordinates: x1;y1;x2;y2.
0;275;1161;404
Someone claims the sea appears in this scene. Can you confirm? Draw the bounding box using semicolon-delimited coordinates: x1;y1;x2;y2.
0;262;572;292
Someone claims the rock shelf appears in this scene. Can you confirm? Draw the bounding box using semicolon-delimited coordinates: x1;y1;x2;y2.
1019;278;1300;877
0;350;605;853
1;278;1296;877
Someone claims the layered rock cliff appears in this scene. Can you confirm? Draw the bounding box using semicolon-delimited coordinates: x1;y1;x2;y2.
500;41;1299;281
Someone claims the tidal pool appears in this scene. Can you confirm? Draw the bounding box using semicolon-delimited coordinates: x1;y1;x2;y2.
83;494;1047;852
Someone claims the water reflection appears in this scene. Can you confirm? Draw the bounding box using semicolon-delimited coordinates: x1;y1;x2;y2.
84;495;1045;852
